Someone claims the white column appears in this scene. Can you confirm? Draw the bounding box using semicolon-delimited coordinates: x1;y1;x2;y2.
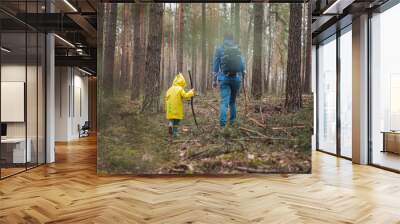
352;14;369;164
46;1;55;163
312;45;317;151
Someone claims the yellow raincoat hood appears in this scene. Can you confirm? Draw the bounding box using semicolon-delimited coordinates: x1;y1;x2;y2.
172;73;186;88
165;73;194;120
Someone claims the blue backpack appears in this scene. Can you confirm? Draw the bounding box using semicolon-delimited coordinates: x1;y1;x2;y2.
221;44;242;76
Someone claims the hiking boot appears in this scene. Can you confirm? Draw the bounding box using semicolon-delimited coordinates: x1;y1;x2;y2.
173;127;179;137
220;126;232;138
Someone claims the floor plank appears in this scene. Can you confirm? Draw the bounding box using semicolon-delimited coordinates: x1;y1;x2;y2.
1;136;400;223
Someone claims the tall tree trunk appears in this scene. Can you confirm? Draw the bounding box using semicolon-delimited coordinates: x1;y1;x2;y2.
141;6;148;96
98;3;105;90
285;3;303;112
303;2;312;94
251;4;263;99
173;4;178;76
131;4;146;100
120;4;130;89
142;3;163;112
169;26;173;86
161;14;165;91
230;3;234;29
265;5;274;94
103;3;117;96
234;3;240;44
201;3;206;93
191;5;197;90
242;6;253;66
177;3;184;73
207;5;216;90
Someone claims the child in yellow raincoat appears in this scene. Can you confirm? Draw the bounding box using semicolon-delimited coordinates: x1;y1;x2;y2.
165;73;195;137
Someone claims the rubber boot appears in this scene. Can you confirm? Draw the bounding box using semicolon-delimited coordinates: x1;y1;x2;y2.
168;121;173;136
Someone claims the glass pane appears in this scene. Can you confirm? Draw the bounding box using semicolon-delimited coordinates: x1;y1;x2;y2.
38;33;45;165
340;29;352;158
318;36;337;154
371;4;400;171
27;31;38;169
1;31;27;177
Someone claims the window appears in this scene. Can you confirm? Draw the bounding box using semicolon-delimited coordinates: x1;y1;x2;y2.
370;3;400;171
339;27;352;158
0;1;46;179
317;35;337;154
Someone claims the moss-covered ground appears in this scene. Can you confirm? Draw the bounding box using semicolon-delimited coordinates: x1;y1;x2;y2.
98;91;312;174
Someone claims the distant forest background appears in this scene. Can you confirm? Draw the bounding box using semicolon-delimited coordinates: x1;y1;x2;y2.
98;3;312;112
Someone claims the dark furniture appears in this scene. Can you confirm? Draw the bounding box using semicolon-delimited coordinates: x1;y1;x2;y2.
79;121;90;138
382;131;400;154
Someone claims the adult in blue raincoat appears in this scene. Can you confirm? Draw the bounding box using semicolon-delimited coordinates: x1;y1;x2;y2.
212;32;245;127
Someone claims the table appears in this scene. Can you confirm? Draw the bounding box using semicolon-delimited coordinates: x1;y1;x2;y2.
1;138;31;164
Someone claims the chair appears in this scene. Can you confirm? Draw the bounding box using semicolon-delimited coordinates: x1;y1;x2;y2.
79;121;90;138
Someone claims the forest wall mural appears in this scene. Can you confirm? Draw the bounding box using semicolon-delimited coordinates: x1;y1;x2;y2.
97;3;313;175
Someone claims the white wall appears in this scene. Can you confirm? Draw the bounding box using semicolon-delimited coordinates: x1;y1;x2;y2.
1;65;40;138
312;45;316;151
55;67;89;141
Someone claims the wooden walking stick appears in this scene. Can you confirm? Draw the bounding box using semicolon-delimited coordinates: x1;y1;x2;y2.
188;70;199;128
242;72;249;115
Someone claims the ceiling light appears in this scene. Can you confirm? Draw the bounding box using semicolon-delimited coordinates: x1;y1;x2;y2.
78;67;93;76
54;34;75;48
1;47;11;53
322;0;354;15
63;0;78;12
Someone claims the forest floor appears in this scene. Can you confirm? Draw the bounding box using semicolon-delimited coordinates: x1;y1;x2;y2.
98;90;313;174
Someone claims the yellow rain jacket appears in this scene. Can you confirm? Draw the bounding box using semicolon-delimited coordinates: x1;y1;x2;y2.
165;73;194;120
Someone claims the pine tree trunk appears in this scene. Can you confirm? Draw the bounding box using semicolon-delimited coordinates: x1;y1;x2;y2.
242;6;253;66
120;4;130;90
98;3;105;90
161;15;165;91
234;3;240;44
103;3;117;96
230;3;234;29
303;2;312;94
201;3;207;93
285;3;303;112
169;27;173;85
141;6;148;95
142;3;163;112
131;4;145;100
191;5;197;90
177;3;184;73
251;4;263;99
266;5;274;94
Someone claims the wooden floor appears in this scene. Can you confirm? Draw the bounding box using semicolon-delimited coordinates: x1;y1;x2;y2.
1;136;400;224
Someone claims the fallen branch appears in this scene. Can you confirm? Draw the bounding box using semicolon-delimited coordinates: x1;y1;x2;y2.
248;117;266;128
171;139;199;143
239;127;268;138
247;136;297;141
271;125;306;130
235;166;278;173
231;136;297;141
